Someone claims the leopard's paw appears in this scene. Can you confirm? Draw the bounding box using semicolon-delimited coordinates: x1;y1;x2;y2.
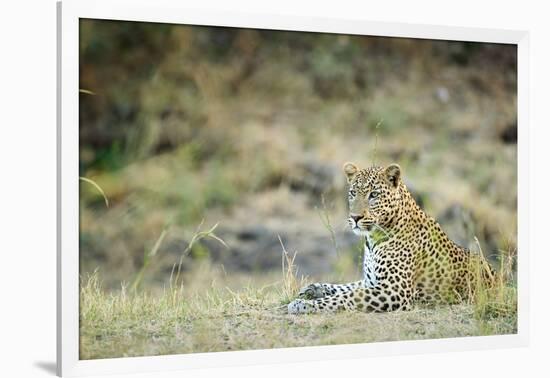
288;299;315;314
298;283;326;299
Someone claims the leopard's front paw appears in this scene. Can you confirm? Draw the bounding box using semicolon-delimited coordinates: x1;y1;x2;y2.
298;283;326;299
288;299;315;314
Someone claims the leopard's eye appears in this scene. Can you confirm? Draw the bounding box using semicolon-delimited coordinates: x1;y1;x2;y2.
349;189;357;198
369;191;380;200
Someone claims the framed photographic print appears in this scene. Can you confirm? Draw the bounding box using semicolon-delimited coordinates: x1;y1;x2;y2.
57;0;529;376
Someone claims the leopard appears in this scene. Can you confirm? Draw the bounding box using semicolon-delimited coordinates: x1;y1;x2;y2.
288;162;493;314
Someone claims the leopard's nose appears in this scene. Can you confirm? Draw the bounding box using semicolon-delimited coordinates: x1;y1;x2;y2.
350;214;364;224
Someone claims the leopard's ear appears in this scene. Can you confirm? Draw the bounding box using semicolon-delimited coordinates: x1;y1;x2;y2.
384;163;401;188
343;162;359;183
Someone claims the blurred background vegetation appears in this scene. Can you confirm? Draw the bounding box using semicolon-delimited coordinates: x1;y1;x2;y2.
79;19;517;292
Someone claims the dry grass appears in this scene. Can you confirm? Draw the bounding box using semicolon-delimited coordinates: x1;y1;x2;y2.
80;246;517;360
79;176;109;208
277;235;304;303
469;241;517;333
169;221;228;289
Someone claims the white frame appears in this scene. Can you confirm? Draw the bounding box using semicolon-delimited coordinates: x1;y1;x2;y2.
57;0;530;376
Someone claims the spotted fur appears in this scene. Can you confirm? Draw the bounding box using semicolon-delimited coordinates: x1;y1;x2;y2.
288;162;493;314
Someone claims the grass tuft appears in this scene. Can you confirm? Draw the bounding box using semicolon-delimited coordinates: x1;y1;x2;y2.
465;239;517;334
277;235;305;304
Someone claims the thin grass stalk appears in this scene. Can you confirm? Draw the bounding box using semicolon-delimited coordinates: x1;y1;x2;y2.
131;227;169;291
79;176;109;207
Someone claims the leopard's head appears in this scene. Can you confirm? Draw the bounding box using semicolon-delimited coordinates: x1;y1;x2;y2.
343;162;403;236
